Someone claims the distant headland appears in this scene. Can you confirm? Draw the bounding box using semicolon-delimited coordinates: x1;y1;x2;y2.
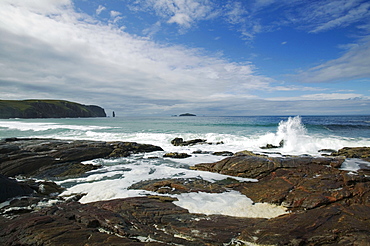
0;99;106;119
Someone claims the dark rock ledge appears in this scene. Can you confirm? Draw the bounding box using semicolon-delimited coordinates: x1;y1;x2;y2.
1;139;370;245
0;137;163;178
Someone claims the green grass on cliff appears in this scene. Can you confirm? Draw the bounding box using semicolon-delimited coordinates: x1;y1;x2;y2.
0;99;105;118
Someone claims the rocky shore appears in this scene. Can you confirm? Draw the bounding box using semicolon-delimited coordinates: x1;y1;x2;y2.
1;138;370;245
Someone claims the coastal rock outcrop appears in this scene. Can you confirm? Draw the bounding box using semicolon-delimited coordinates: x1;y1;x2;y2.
1;141;370;245
0;99;106;118
171;137;207;146
0;138;163;177
0;197;261;246
170;137;223;146
191;155;345;179
331;146;370;161
163;152;191;158
0;174;34;203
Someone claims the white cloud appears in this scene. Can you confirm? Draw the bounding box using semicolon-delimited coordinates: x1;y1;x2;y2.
96;5;106;15
308;1;370;33
299;35;370;83
268;86;326;92
131;0;217;29
2;0;72;14
224;1;248;25
110;10;123;23
110;10;121;18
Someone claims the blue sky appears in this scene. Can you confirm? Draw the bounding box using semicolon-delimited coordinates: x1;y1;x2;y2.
0;0;369;116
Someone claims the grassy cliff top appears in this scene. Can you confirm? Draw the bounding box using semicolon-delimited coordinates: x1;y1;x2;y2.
0;99;106;118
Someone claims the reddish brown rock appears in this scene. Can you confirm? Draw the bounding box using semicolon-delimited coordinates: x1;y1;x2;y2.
129;178;236;194
0;197;262;246
238;203;370;245
192;155;344;179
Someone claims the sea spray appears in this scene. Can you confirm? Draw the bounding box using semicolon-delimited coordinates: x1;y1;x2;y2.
257;116;312;154
275;116;312;153
256;116;370;156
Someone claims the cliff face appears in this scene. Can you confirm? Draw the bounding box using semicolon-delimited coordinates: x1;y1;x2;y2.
0;100;106;118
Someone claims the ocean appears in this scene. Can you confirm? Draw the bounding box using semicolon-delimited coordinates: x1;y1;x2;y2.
1;115;370;217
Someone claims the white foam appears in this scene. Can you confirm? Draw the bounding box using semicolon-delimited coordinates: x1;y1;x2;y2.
0;120;111;131
60;157;285;218
59;157;257;204
173;191;288;218
340;158;370;172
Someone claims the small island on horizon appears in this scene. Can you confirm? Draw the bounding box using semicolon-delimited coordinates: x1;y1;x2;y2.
0;99;106;119
179;113;196;117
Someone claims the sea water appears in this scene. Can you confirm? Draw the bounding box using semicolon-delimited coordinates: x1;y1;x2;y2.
1;115;370;217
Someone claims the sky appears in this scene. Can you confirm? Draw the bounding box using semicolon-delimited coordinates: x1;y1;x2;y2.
0;0;370;116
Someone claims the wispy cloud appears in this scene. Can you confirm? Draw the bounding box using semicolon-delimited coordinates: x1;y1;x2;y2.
224;1;248;25
96;5;106;16
131;0;217;30
128;1;370;41
306;1;370;33
298;36;370;83
267;93;368;101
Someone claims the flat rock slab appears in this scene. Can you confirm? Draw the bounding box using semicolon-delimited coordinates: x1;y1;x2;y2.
0;138;163;178
0;197;261;246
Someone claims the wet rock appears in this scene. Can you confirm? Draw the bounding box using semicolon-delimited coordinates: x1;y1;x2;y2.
108;142;163;158
0;175;34;203
319;148;337;154
2;190;370;246
235;150;266;156
260;140;284;149
238;203;370;245
0;201;148;246
212;151;233;156
331;146;370;161
91;197;261;245
192;155;345;179
0;144;20;154
35;162;101;178
1;154;57;177
192;150;211;154
25;180;65;196
0;138;163;178
163;152;191;158
171;137;207;146
0;197;262;246
1;138;370;245
171;138;223;146
192;155;279;179
129;178;232;194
